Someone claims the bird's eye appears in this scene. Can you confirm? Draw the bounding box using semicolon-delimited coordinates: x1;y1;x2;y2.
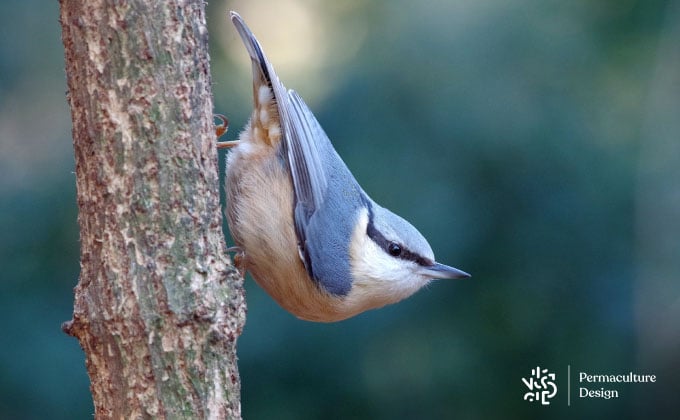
387;242;402;257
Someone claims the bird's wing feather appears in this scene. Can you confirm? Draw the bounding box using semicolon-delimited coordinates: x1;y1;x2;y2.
231;12;329;280
286;91;328;218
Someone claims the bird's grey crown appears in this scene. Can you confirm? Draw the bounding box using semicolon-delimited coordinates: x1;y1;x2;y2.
366;201;436;266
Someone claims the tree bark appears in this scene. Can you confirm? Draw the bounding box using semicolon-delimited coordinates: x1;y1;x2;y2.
59;1;245;418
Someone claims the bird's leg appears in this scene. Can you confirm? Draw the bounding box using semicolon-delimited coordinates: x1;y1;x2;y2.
217;140;240;149
215;114;240;149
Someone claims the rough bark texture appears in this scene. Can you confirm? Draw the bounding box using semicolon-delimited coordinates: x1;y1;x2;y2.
59;0;246;418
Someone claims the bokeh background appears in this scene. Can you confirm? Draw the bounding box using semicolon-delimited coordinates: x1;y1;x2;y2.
1;0;678;418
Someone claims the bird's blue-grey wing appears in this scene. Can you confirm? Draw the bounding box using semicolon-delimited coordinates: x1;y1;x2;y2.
231;12;357;294
230;13;322;259
284;91;361;295
230;13;326;210
283;92;328;275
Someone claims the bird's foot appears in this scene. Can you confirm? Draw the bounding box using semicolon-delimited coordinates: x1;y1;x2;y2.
215;114;240;149
226;246;246;276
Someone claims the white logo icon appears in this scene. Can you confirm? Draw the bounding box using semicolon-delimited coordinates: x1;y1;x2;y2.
522;366;557;405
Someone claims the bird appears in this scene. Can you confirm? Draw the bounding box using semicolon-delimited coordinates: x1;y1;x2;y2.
218;11;470;322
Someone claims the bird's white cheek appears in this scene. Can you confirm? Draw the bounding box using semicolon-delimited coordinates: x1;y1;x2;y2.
348;210;429;304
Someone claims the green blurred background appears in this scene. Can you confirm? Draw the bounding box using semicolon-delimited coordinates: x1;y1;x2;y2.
1;0;678;418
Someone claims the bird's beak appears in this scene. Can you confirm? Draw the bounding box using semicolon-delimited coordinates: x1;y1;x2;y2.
420;262;471;279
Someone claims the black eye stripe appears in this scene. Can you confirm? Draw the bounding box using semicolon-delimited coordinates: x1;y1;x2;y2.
364;203;432;266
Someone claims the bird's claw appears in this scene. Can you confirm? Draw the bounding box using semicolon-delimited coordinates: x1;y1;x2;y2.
226;246;246;276
215;114;229;138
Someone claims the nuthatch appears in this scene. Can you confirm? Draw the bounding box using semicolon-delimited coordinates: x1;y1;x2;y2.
219;12;470;322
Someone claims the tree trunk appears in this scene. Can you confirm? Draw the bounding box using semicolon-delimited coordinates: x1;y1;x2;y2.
59;1;246;418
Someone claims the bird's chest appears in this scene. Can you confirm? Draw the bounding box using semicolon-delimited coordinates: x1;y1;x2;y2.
225;146;296;264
